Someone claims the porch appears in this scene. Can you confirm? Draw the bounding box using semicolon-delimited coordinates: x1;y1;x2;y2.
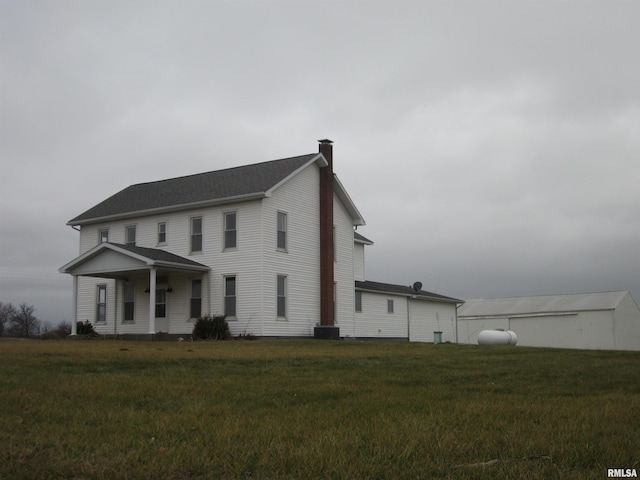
59;243;210;335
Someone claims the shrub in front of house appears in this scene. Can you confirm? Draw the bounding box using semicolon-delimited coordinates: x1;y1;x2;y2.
192;315;229;340
76;320;97;336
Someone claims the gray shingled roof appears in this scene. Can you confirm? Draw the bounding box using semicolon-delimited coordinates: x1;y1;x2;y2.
356;280;463;303
111;243;208;268
354;232;374;244
69;153;318;225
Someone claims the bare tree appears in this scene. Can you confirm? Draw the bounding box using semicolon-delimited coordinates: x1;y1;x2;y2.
0;302;17;336
54;321;72;338
10;303;41;338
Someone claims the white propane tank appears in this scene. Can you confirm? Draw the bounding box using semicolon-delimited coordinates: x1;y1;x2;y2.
477;329;518;346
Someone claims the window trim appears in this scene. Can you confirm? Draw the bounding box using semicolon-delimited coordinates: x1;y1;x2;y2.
223;211;237;251
125;225;136;246
155;288;167;319
98;228;109;244
277;211;287;251
224;275;237;319
190;278;202;320
157;222;167;245
123;283;135;323
96;284;107;324
190;216;203;254
277;275;287;319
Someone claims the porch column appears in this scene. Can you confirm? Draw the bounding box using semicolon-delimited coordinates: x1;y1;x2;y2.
149;267;156;334
71;275;78;336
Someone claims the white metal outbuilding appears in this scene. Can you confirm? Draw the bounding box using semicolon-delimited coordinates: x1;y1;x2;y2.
457;291;640;351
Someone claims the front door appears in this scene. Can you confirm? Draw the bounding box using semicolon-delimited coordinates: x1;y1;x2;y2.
155;288;169;332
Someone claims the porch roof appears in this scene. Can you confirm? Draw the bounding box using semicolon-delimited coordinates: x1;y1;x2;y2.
59;243;209;278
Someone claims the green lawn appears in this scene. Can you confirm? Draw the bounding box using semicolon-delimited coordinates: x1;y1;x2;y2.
1;339;638;479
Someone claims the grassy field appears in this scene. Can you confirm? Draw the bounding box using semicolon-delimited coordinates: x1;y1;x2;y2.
1;339;638;479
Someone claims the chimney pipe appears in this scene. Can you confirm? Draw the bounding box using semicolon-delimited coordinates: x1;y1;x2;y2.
317;139;337;337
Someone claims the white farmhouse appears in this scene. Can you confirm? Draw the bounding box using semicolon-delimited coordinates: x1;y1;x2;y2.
457;291;640;351
60;140;462;341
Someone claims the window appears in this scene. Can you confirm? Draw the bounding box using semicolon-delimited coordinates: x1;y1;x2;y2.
224;212;237;249
124;284;135;322
157;222;166;244
277;212;287;250
191;217;202;253
387;299;394;314
224;276;236;318
190;279;202;319
277;275;287;318
355;291;362;312
125;226;136;246
98;229;109;243
155;289;167;318
96;285;107;323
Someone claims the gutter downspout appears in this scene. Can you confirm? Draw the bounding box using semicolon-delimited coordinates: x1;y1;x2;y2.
455;303;464;344
407;296;414;341
114;279;118;337
71;275;78;336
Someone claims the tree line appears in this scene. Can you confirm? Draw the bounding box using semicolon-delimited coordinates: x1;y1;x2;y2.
0;302;71;338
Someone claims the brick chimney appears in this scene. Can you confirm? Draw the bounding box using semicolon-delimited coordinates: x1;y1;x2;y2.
316;139;338;339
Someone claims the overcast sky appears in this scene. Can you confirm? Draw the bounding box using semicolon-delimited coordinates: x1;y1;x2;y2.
1;0;639;326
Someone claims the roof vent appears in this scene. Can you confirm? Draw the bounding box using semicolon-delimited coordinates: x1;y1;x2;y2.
412;281;422;293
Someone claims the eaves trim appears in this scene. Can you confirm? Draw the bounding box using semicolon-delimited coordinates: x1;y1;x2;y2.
67;192;266;226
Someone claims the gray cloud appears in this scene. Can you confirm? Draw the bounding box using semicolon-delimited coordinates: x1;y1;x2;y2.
1;0;639;325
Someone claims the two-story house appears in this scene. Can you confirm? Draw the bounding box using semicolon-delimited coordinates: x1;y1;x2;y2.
60;140;462;341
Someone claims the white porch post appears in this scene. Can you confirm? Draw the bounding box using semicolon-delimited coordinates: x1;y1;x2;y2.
149;267;156;334
71;275;78;336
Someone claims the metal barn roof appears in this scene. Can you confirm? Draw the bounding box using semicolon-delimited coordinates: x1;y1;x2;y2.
458;291;630;318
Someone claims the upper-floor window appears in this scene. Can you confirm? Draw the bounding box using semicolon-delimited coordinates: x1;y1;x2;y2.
157;222;166;244
387;299;394;314
125;226;136;246
224;212;237;250
191;217;202;253
277;212;287;251
98;229;109;244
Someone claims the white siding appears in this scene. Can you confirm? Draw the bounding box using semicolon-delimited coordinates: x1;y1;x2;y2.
75;200;267;335
613;293;640;351
409;301;457;343
259;162;321;337
77;277;117;334
510;311;615;349
353;242;365;282
70;159;377;340
334;192;356;338
355;292;408;339
458;300;640;351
